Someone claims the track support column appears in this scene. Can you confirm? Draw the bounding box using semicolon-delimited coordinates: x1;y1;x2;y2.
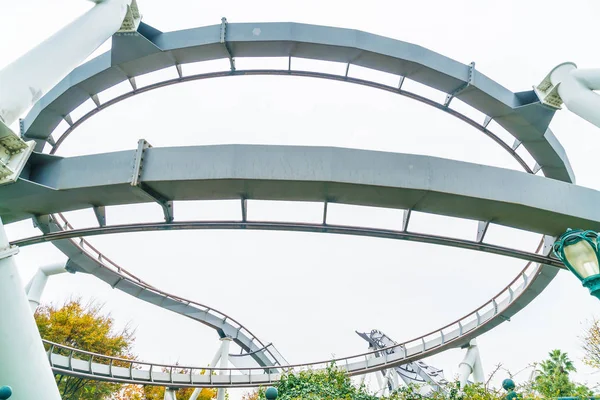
25;262;68;312
164;388;178;400
458;339;484;389
189;338;231;400
216;337;232;400
0;218;62;399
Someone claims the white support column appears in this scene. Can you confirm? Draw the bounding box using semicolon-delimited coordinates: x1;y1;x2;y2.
364;350;386;394
189;338;228;400
458;339;484;389
0;0;133;127
164;388;178;400
216;337;232;400
389;367;399;391
0;218;62;399
25;262;68;312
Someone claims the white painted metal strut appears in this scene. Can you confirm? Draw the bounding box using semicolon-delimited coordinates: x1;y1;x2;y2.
25;262;68;312
0;0;137;396
0;219;62;399
0;0;133;127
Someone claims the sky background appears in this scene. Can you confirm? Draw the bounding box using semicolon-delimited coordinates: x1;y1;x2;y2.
2;0;600;397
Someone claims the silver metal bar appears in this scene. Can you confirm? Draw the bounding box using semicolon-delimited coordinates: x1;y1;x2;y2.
401;209;411;232
241;198;248;222
93;206;106;227
476;221;489;243
13;220;564;268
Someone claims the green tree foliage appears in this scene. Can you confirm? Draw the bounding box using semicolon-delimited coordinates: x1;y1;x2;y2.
242;356;598;400
274;363;381;400
35;298;135;400
114;383;215;400
530;349;594;398
583;319;600;369
244;364;509;400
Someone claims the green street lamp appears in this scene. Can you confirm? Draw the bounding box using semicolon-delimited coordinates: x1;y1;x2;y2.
502;379;518;400
0;386;12;399
553;229;600;299
265;387;278;400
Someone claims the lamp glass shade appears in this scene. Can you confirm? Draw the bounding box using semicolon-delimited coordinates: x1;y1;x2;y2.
563;238;600;279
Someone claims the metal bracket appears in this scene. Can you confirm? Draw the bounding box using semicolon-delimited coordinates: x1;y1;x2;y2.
63;114;74;127
397;76;406;91
117;0;142;33
65;259;83;274
220;18;236;71
0;120;35;186
476;221;490;243
444;62;476;107
483;115;493;128
241;198;248;222
32;214;55;234
322;201;328;225
401;209;411;232
534;71;563;109
128;77;138;91
543;235;556;257
532;163;542;174
511;139;522;151
93;206;106;227
0;245;19;260
131;139;174;222
91;94;101;108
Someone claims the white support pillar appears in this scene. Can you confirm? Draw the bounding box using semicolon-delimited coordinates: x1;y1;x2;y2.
216;337;232;400
389;367;399;391
363;350;387;394
0;0;133;127
0;218;62;399
189;338;229;400
164;388;178;400
25;262;68;312
458;339;484;389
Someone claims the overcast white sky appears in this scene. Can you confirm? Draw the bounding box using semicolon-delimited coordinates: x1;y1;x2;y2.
3;0;600;397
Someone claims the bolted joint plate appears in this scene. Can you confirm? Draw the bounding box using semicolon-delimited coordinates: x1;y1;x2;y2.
118;0;141;33
0;245;19;260
534;72;563;109
0;120;35;185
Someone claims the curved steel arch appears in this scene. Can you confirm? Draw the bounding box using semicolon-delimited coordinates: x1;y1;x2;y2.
20;21;573;182
14;219;561;268
8;18;587;387
45;69;533;175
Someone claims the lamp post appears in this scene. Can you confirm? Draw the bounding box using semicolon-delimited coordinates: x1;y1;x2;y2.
0;386;12;399
502;379;518;400
265;387;278;399
553;229;600;299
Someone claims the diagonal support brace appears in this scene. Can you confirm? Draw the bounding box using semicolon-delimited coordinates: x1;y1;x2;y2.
131;139;174;222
